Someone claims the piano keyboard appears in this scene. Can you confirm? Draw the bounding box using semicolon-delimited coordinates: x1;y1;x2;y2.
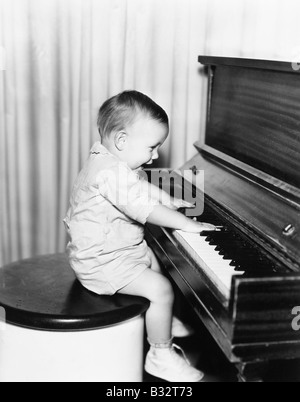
173;230;244;300
172;207;288;301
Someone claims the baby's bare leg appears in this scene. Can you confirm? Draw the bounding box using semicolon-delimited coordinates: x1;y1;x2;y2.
118;268;174;343
148;247;162;274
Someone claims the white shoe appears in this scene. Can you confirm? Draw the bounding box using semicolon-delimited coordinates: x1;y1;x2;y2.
145;344;204;382
172;316;195;338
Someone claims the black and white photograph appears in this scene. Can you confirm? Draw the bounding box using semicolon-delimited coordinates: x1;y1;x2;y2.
0;0;300;385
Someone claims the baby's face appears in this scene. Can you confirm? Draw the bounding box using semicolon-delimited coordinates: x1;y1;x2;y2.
123;115;169;170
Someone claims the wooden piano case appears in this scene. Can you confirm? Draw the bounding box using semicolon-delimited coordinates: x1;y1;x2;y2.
145;56;300;382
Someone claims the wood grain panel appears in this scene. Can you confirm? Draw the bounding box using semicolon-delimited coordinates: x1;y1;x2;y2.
206;65;300;188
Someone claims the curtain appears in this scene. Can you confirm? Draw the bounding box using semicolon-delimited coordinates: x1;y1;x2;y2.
204;0;300;61
0;0;208;266
1;0;300;266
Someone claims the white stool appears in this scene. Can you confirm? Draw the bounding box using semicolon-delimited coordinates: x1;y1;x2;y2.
0;254;149;382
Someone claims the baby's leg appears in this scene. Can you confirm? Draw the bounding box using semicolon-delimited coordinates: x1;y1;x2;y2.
148;246;195;338
117;268;174;344
118;259;204;382
148;247;163;274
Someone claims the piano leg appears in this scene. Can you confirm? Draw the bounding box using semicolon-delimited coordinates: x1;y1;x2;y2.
236;362;269;383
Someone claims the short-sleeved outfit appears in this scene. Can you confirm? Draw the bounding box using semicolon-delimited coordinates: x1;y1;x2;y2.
64;142;160;295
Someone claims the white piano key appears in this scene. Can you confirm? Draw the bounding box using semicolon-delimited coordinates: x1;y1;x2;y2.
173;230;245;300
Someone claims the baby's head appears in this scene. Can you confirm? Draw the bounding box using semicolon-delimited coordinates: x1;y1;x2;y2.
97;91;169;170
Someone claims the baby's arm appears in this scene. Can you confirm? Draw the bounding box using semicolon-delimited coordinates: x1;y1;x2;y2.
147;204;216;233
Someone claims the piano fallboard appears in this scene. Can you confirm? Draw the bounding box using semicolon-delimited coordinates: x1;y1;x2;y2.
180;152;300;271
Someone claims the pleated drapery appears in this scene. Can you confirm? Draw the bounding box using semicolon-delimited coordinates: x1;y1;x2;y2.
1;0;300;266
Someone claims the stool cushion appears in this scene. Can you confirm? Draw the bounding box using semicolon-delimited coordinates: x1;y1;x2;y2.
0;254;149;331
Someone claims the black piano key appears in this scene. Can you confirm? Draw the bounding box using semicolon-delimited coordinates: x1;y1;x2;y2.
190;207;288;275
222;254;232;260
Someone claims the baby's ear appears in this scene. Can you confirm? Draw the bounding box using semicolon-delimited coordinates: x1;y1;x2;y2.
114;131;127;151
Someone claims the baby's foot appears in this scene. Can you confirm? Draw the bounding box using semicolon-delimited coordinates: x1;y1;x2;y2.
145;344;204;382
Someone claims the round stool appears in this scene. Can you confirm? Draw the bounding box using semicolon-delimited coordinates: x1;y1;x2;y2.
0;254;149;382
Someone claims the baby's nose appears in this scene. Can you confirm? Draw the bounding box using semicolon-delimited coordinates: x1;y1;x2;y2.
152;149;159;160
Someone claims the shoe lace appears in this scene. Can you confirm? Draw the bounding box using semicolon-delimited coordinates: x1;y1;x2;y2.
171;344;191;367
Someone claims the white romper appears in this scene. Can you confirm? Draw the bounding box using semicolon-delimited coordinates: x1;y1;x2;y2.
64;142;159;295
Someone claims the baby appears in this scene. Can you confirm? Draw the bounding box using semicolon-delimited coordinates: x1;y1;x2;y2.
64;90;217;382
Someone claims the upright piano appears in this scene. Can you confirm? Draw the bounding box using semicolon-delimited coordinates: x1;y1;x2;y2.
145;56;300;382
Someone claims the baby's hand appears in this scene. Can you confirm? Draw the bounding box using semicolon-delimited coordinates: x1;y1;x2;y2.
170;198;195;210
182;218;219;233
